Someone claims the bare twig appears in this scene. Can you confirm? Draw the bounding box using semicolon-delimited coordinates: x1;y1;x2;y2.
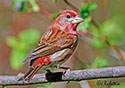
91;19;125;64
39;8;52;17
64;0;79;11
0;66;125;86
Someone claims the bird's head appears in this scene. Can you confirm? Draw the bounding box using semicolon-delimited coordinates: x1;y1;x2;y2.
52;10;84;35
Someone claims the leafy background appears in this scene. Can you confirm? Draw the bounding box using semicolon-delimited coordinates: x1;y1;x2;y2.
0;0;124;88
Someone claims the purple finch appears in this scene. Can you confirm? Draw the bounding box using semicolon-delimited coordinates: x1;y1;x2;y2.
19;10;84;81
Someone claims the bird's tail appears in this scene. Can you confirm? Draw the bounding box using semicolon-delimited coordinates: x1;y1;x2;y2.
18;65;42;81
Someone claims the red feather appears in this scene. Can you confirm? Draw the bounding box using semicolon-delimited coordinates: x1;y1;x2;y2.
32;56;50;68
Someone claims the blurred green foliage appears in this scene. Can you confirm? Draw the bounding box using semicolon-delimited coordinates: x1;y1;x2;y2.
77;17;91;31
111;82;125;88
101;18;125;46
77;1;97;31
2;85;6;88
7;29;40;70
78;1;125;49
90;17;125;48
52;0;57;3
92;56;108;68
78;1;107;48
90;38;107;48
12;0;40;12
37;84;52;88
79;1;97;19
51;10;64;20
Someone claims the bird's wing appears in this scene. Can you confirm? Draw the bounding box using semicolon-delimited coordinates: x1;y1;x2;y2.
22;28;75;63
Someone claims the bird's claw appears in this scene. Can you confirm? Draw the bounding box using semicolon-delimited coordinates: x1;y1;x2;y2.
18;76;30;82
61;67;71;84
63;68;71;75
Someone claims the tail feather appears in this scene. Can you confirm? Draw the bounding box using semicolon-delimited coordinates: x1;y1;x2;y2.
18;65;42;81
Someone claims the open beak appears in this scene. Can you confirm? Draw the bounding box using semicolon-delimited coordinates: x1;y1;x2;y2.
72;16;84;24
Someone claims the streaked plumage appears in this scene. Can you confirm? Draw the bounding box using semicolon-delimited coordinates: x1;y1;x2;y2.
18;10;84;81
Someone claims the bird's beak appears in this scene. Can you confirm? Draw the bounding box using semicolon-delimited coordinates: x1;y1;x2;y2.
72;16;84;24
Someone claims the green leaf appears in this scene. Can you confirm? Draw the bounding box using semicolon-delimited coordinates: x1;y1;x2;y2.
52;0;57;3
79;3;89;19
88;3;97;11
51;10;64;20
12;0;27;12
7;29;40;70
6;36;17;48
20;1;27;12
79;2;97;18
77;17;92;31
12;0;40;12
28;0;40;12
7;36;27;50
10;49;27;70
92;56;108;68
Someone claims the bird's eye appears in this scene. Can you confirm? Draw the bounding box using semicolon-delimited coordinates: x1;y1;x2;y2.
66;15;70;18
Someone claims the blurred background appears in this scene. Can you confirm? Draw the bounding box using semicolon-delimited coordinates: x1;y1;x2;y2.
0;0;125;88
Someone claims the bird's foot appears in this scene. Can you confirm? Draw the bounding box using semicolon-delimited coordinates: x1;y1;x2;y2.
60;66;71;74
18;76;30;82
60;66;71;84
18;74;31;82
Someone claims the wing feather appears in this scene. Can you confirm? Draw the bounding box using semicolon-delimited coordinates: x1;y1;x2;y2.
22;28;75;63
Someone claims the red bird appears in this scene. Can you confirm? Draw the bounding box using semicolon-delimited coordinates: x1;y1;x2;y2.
19;10;84;81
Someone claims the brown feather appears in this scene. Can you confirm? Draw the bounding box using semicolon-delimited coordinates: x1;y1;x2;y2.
22;28;75;63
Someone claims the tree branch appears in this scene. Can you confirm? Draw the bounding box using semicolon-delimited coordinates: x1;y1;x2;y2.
64;0;79;11
0;66;125;86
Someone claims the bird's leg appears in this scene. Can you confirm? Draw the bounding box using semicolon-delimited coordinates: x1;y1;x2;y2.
60;66;71;84
18;68;33;81
56;63;71;73
60;66;71;74
56;64;71;73
60;66;70;70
